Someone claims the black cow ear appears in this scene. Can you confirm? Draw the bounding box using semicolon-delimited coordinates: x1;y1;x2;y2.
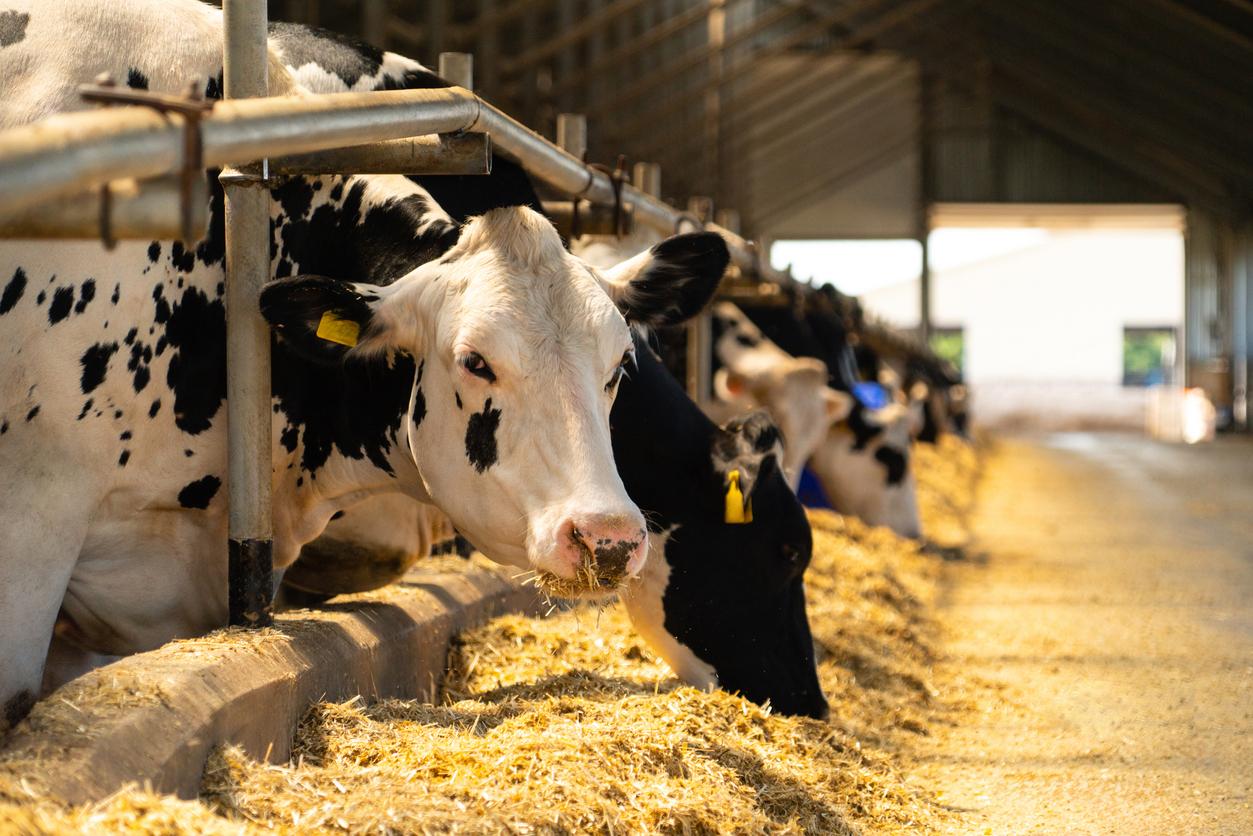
260;275;386;365
599;231;729;327
711;410;784;515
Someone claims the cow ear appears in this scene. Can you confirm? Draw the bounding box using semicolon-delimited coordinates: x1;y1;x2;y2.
260;275;389;365
710;410;783;514
823;387;854;423
599;231;729;327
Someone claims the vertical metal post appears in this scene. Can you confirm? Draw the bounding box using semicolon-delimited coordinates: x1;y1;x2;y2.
917;69;933;343
556;113;588;162
438;52;474;90
633;162;661;198
715;208;740;235
684;194;713;404
222;0;273;627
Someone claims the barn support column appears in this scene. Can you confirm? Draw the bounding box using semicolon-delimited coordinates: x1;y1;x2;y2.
222;0;273;627
917;69;933;343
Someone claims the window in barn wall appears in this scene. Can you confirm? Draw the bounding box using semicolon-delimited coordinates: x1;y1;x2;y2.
930;327;965;375
1122;327;1177;387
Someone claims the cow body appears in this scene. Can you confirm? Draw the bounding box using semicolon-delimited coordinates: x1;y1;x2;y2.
0;0;726;724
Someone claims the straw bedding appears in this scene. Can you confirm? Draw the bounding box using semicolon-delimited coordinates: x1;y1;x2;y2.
1;438;979;835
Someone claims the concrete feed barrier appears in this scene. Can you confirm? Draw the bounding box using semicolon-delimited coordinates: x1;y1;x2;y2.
0;562;540;805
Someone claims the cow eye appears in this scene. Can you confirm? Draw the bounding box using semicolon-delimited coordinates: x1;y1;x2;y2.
459;352;496;383
605;350;635;393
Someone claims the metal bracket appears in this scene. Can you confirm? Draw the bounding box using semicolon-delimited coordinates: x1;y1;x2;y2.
79;75;215;246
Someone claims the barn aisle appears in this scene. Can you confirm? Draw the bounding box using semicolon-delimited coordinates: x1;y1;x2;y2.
916;434;1253;834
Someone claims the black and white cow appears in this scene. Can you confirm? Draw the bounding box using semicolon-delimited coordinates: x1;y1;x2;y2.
262;28;827;717
728;286;923;539
0;0;725;725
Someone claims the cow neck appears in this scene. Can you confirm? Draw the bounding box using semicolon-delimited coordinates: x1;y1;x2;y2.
610;336;723;529
267;174;455;508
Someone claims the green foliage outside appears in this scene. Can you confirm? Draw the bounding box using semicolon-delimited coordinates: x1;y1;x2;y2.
930;329;964;375
1123;329;1175;386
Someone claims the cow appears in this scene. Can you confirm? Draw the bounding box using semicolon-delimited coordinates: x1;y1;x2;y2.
285;331;829;719
728;286;924;539
263;27;827;717
707;301;853;489
0;0;725;725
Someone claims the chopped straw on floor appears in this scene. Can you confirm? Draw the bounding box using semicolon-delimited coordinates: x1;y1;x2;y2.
1;438;980;835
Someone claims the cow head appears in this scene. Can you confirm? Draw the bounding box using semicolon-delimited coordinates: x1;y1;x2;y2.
620;409;827;719
809;402;921;539
711;302;853;489
262;207;727;597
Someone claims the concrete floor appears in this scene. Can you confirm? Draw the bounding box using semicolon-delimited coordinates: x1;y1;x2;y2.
916;433;1253;835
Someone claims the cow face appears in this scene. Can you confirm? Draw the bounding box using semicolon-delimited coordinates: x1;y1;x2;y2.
711;303;853;489
810;403;921;539
262;208;726;596
619;411;827;719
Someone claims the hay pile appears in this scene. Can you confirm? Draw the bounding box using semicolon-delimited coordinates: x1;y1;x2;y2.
1;439;980;835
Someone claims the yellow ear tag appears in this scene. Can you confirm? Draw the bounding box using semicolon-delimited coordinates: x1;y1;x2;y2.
316;311;360;347
724;469;753;524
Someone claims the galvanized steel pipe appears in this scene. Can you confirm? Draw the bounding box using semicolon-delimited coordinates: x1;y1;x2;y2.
222;0;274;628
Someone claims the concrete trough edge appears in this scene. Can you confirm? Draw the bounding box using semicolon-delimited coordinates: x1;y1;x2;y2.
0;563;540;806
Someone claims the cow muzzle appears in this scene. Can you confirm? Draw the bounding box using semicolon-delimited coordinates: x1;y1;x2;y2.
532;513;648;598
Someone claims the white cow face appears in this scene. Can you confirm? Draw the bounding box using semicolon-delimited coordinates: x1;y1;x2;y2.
262;208;728;597
809;403;922;539
711;302;852;490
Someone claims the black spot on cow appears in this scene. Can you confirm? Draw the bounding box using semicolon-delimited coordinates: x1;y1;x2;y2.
330;510;345;521
280;424;299;453
77;399;93;420
152;285;172;323
147;242;161;263
47;286;74;324
3;688;34;729
169;241;195;273
124;327;138;345
454;391;462;410
204;72;223;101
118;450;130;467
111;283;121;305
127;340;152;393
0;420;7;435
0;268;26;315
24;405;39;422
183;449;194;457
113;409;122;420
177;475;221;509
873;446;908;486
120;430;132;441
195;170;226;268
79;342;118;394
274;178;315;222
734;332;760;348
0;10;29;47
35;289;45;306
148;399;161;418
410;360;426;431
126;68;148;90
465;398;501;473
163;287;227;435
75;279;96;314
847;404;883;451
296;476;304;487
328;181;344;202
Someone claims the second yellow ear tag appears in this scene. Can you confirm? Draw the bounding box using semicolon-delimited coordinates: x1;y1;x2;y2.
316;311;360;347
724;469;753;524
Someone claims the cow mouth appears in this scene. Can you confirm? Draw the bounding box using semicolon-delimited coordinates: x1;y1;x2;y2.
534;533;636;599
